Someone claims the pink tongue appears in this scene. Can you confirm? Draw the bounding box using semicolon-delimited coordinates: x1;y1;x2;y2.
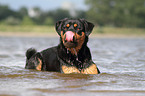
65;31;75;42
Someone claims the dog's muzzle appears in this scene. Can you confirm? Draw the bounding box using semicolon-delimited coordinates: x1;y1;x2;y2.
63;31;77;48
65;31;75;42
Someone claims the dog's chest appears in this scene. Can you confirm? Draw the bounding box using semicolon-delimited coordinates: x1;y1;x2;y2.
61;64;98;74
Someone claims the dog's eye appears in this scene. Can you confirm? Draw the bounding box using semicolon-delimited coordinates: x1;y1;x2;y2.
74;24;77;27
66;24;70;27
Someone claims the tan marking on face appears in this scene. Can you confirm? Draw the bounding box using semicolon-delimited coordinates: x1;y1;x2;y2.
62;65;80;74
67;32;85;55
66;24;70;27
61;31;65;44
61;31;85;55
36;58;42;71
74;24;78;27
81;64;98;74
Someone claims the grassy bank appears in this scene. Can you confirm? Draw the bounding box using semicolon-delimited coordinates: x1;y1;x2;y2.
0;25;145;38
0;25;55;33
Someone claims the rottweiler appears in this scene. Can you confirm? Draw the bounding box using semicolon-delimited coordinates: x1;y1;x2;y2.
25;18;100;74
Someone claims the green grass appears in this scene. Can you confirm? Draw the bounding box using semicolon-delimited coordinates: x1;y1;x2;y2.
93;26;145;35
0;25;55;33
0;25;145;37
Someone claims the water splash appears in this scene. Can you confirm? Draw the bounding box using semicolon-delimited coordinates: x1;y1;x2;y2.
67;48;69;54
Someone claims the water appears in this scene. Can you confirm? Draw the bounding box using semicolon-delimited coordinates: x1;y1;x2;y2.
0;36;145;96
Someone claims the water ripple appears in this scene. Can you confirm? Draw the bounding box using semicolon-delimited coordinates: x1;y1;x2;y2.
0;37;145;96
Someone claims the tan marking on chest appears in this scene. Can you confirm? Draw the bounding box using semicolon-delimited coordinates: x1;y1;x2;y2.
61;64;98;74
81;64;98;74
61;65;80;74
36;58;42;71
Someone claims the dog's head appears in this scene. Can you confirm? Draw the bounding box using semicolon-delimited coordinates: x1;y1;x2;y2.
55;18;94;48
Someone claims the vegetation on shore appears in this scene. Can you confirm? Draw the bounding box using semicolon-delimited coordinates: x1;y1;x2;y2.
0;0;145;37
0;25;55;33
1;0;145;28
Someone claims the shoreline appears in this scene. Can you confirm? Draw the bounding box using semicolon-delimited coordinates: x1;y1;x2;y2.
0;31;145;38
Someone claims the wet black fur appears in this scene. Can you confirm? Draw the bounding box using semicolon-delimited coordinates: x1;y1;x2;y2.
57;36;91;70
25;18;100;73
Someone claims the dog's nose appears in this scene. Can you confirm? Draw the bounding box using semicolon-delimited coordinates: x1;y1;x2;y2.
65;31;75;42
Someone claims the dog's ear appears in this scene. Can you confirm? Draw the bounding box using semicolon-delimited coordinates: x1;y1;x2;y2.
55;20;62;36
79;19;94;36
55;18;68;36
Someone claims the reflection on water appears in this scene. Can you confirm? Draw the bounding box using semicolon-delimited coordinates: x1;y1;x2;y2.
0;37;145;96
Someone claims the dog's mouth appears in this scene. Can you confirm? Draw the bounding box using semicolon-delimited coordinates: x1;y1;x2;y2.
63;41;77;48
61;31;85;49
63;31;77;48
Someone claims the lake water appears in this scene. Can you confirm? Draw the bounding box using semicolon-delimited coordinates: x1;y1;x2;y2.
0;36;145;96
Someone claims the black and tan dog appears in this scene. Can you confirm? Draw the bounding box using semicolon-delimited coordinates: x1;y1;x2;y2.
25;18;100;74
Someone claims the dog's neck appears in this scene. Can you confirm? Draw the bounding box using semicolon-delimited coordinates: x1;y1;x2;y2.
66;47;81;56
57;41;92;70
58;36;90;60
60;36;88;56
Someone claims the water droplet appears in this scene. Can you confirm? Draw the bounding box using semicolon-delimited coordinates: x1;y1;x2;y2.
73;48;77;56
67;49;69;54
76;57;79;61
